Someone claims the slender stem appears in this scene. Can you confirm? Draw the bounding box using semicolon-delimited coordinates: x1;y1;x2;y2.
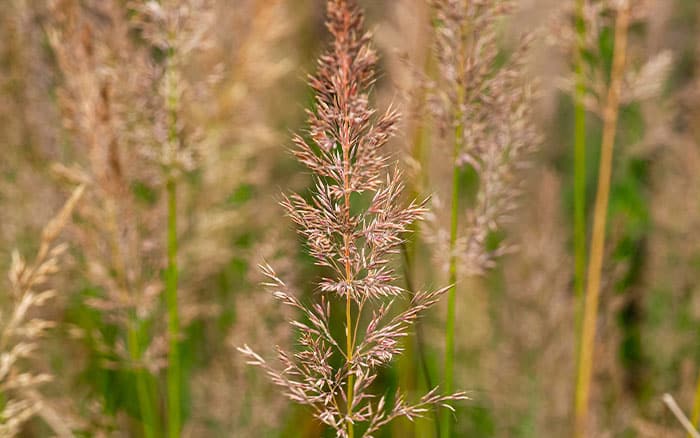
574;3;630;437
690;373;700;436
127;323;158;438
343;116;355;438
346;289;354;438
663;394;700;438
573;0;588;332
165;177;181;438
441;82;465;438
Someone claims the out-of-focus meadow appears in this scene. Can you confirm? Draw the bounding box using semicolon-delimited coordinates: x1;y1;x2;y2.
1;0;700;436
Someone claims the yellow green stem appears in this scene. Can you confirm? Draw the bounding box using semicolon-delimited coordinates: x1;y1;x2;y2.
690;373;700;437
346;291;354;438
343;118;355;437
165;176;181;438
574;3;630;437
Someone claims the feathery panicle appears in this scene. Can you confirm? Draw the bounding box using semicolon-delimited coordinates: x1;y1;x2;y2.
427;0;539;276
48;0;166;371
1;186;83;436
240;1;466;436
129;0;215;173
549;0;672;115
425;2;539;435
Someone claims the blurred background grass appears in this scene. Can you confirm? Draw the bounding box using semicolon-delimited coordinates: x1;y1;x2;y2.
1;0;700;436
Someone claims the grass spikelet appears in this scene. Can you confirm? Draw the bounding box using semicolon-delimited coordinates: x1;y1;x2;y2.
239;1;467;436
0;186;83;437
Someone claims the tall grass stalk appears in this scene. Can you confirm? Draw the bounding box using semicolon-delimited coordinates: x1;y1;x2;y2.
428;2;536;434
574;2;630;436
129;1;217;431
165;177;181;438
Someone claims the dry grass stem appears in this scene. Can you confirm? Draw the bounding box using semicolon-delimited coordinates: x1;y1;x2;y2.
574;1;631;436
663;394;700;438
